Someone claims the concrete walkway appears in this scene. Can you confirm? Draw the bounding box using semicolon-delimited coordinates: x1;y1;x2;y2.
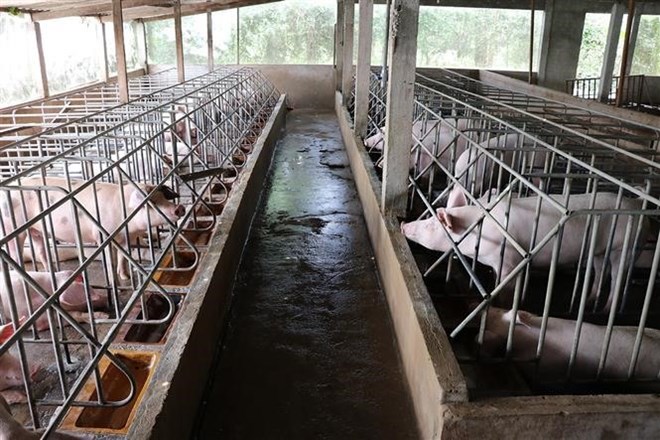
194;110;418;439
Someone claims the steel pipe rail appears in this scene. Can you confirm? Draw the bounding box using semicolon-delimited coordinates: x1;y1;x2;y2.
0;67;211;139
354;69;660;393
0;67;279;437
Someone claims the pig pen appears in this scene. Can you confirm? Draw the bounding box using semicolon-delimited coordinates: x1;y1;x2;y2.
0;66;286;438
338;68;660;438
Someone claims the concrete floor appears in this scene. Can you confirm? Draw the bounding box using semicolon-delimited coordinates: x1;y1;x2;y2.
194;110;418;439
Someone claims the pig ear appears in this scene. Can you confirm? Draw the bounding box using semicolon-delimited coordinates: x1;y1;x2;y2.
0;317;23;344
159;185;179;200
436;208;453;229
128;188;147;210
0;323;15;344
447;187;467;208
60;290;87;308
516;310;537;328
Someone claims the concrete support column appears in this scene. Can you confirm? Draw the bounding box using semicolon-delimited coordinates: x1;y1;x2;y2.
381;0;419;216
335;0;345;92
112;0;129;103
355;0;374;138
174;0;185;82
342;0;355;105
598;1;625;103
381;0;391;85
538;0;587;92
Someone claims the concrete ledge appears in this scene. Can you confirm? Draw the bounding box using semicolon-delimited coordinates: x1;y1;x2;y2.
479;70;660;129
126;94;287;439
335;92;468;440
336;91;660;438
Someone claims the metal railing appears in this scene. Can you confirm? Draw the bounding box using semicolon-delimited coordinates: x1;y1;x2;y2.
356;69;660;392
0;66;279;436
566;74;646;110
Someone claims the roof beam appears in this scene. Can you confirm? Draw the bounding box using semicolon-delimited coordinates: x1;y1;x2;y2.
138;0;281;22
31;0;172;21
112;0;130;103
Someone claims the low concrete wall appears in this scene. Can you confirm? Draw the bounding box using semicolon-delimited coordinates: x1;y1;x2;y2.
335;92;468;440
247;65;335;110
336;93;660;438
126;95;287;440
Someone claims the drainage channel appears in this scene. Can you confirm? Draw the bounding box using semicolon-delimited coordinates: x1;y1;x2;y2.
194;109;418;439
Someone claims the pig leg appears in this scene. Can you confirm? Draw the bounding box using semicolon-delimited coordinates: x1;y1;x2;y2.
587;256;607;309
604;250;626;311
0;390;26;404
28;229;51;271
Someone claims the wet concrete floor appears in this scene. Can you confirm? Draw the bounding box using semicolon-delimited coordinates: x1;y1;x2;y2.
194;110;418;439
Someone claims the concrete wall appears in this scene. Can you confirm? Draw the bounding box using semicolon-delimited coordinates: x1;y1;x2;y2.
644;76;660;106
246;65;335;110
538;0;587;92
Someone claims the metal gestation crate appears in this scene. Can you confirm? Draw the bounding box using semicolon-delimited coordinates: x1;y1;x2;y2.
0;67;279;436
0;67;212;141
361;69;660;393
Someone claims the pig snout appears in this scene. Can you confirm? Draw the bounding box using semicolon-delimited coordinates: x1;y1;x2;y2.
174;204;185;218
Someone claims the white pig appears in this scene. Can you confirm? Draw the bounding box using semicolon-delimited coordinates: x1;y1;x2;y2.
482;307;660;380
401;192;648;309
0;270;106;332
0;177;185;281
365;118;471;173
448;132;547;208
0;320;39;404
164;106;198;167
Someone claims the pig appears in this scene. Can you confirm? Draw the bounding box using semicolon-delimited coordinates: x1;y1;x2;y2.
0;270;106;332
447;132;547;208
0;393;86;439
0;320;39;404
401;192;648;309
0;177;185;281
481;306;660;380
164;106;199;167
365;118;471;174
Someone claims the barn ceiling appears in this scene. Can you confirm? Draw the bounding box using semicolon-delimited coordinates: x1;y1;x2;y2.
0;0;658;22
0;0;283;21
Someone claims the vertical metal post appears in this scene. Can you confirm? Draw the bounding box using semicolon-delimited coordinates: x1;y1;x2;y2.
236;8;241;65
32;20;49;98
174;0;185;82
529;0;535;84
616;0;637;107
381;0;419;215
355;0;374;138
140;19;149;74
381;0;392;86
624;3;643;77
99;18;110;82
207;12;214;72
342;0;355;105
112;0;129;103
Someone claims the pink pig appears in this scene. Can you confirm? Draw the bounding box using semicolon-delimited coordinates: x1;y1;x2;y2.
0;270;106;331
1;177;185;281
